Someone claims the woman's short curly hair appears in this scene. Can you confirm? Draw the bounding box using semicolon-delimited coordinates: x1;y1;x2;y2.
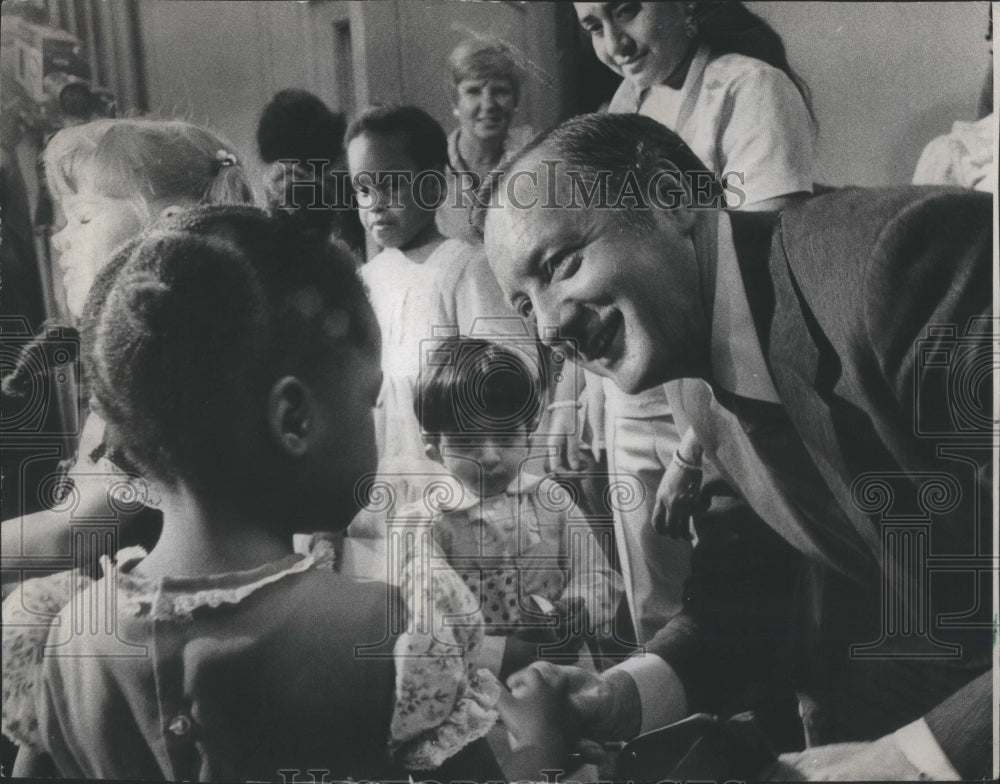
448;38;521;102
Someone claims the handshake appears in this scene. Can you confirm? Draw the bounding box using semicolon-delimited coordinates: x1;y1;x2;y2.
494;661;636;779
493;662;927;782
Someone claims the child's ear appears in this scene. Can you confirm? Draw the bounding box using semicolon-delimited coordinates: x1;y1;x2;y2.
267;376;312;458
424;440;443;465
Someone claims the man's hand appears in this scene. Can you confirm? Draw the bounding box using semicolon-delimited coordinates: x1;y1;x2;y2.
507;662;641;747
499;663;582;778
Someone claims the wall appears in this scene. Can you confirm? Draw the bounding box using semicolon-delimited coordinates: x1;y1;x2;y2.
138;0;568;193
747;1;993;187
139;0;318;191
137;2;993;191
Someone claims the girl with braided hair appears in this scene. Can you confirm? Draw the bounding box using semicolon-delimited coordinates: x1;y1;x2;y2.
4;207;503;781
2;118;256;589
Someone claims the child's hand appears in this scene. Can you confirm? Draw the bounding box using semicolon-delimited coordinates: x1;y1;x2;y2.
498;663;582;778
512;596;586;659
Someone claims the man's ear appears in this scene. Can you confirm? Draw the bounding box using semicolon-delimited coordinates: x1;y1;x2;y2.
268;376;312;458
648;161;697;236
424;440;443;465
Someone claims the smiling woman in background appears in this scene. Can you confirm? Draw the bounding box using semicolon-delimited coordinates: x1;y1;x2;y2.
437;38;534;244
577;0;815;210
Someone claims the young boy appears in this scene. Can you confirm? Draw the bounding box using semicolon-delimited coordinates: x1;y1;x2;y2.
400;337;623;679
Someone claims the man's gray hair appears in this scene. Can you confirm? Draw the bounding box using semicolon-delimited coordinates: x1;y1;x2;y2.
471;113;725;236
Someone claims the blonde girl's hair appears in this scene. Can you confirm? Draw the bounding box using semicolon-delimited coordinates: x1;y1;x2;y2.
43;118;256;219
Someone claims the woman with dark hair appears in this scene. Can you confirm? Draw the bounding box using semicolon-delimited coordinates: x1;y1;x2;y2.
575;1;815;209
563;2;818;648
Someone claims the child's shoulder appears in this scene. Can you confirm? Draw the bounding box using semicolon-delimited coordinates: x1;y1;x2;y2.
513;471;562;500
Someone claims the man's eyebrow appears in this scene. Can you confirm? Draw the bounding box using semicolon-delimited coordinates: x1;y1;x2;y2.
501;244;543;309
579;4;611;25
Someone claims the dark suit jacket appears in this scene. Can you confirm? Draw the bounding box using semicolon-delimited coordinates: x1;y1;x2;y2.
647;187;993;777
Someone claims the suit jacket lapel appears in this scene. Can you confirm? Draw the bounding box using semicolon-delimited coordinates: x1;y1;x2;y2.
730;211;884;568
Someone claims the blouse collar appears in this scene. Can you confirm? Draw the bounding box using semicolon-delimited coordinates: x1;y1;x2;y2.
434;471;546;514
105;546;333;622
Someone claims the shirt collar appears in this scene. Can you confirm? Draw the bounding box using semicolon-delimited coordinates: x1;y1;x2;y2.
106;547;324;622
709;213;782;403
437;471;545;513
446;128;462;172
629;43;710;111
447;128;520;174
665;41;708;90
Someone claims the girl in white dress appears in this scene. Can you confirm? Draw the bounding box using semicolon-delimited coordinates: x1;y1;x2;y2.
346;106;513;509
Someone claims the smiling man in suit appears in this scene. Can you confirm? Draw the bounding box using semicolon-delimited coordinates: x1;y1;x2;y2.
479;113;993;780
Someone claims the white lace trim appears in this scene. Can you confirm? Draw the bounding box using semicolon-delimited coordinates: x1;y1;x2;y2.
395;668;501;770
102;547;333;622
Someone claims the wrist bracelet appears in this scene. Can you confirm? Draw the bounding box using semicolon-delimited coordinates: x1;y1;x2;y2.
547;400;583;412
672;450;703;472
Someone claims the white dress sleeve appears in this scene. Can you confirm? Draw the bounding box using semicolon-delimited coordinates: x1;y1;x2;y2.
388;530;500;770
716;64;815;206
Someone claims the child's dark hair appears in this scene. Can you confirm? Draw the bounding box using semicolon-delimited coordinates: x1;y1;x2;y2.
345;105;449;174
415;337;545;439
256;89;347;164
80;206;376;491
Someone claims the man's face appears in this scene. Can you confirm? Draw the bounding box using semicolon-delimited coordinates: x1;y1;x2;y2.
483;148;708;393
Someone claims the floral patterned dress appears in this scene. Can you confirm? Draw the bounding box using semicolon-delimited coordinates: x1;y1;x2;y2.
2;542;500;778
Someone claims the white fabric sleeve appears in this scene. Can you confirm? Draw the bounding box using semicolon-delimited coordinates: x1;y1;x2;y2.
718;65;815;206
608;652;688;735
892;718;962;780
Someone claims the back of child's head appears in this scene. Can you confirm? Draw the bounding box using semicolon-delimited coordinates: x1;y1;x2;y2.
256;89;347;164
344;105;448;174
80;206;377;497
415;337;544;439
44;118;256;219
